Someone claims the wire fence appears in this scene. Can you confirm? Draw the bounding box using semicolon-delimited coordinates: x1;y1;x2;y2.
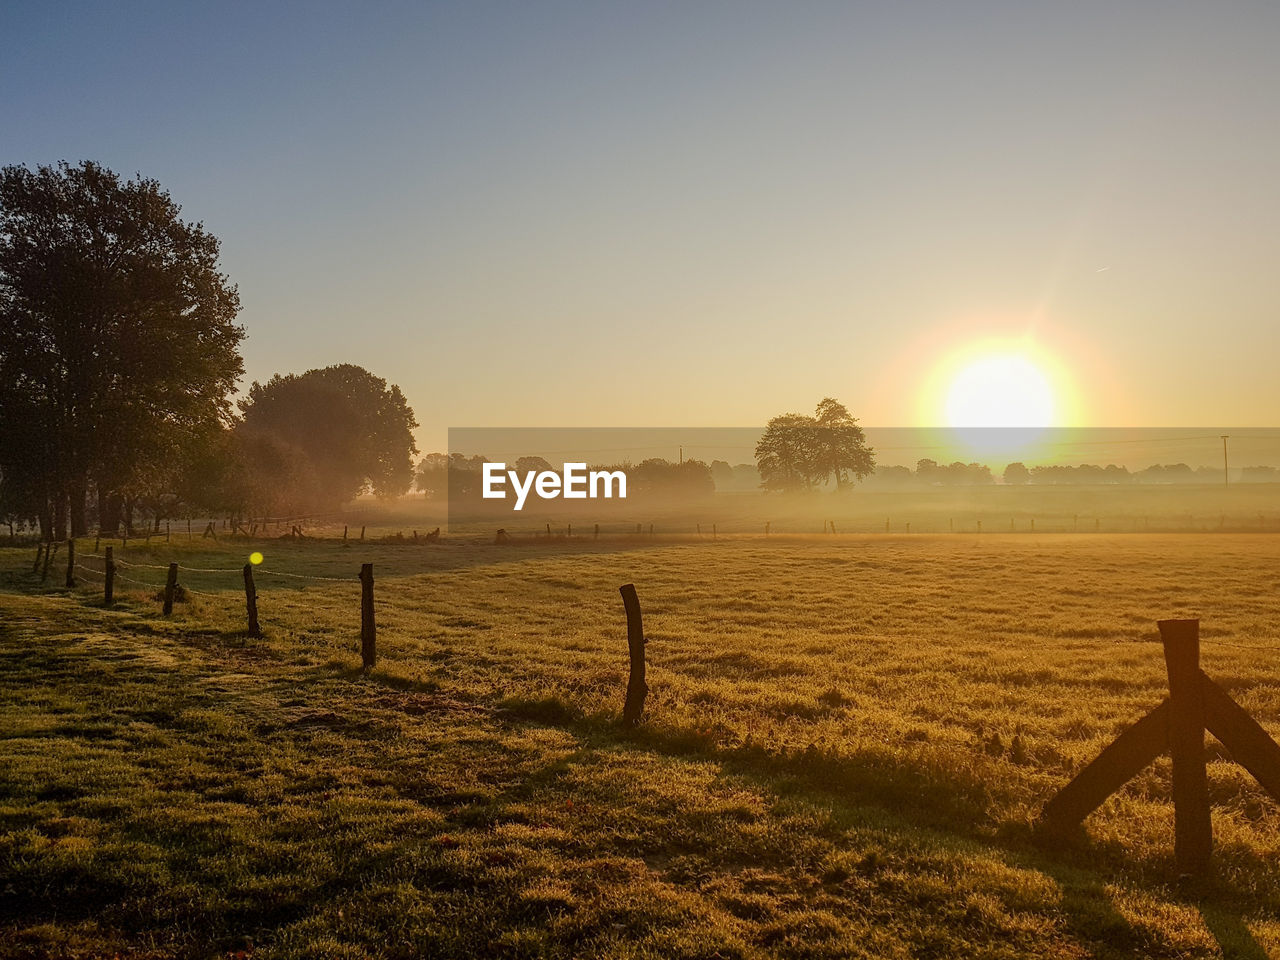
25;537;1280;663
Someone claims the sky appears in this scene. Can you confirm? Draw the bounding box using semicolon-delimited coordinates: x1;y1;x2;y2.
3;1;1278;451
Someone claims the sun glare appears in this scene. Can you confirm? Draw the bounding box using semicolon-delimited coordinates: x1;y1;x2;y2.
944;353;1056;429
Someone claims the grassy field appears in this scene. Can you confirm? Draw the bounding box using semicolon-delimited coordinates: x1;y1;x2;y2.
3;531;1280;958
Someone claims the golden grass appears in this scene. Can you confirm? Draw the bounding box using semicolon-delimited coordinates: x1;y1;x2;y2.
2;533;1279;958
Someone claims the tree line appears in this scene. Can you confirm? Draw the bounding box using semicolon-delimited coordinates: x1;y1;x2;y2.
0;161;418;539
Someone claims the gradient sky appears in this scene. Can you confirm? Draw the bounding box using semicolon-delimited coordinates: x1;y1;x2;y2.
3;1;1277;450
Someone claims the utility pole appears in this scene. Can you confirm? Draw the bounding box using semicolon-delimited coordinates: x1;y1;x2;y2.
1221;435;1230;486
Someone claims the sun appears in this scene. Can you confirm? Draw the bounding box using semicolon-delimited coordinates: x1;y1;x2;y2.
944;352;1057;429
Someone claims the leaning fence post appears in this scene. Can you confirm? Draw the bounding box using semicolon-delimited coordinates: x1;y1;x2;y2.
41;541;55;581
104;546;115;605
360;563;376;669
1037;616;1280;871
163;562;178;615
619;583;648;725
65;538;75;588
1160;618;1212;874
243;563;260;638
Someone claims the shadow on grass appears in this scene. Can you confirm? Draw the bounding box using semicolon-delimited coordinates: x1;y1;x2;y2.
492;692;1280;938
1200;904;1269;960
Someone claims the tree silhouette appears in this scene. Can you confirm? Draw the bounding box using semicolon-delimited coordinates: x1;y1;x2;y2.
239;364;418;506
756;400;875;492
0;161;244;538
1003;462;1031;485
756;413;821;492
813;398;875;490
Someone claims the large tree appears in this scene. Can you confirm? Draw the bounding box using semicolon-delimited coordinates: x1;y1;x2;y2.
755;413;821;492
755;399;875;492
0;161;244;537
239;364;418;505
812;397;875;490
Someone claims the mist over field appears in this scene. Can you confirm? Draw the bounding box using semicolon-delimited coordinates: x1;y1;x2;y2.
5;2;1280;958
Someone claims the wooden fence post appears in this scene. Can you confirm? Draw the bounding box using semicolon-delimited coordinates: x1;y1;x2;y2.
166;521;171;542
1034;616;1280;877
32;541;44;575
65;539;75;588
243;563;260;638
619;583;648;726
360;563;376;670
594;523;599;539
163;562;178;615
41;541;55;581
1037;699;1170;843
94;533;101;553
1159;618;1212;874
104;546;115;605
343;525;348;542
360;525;366;542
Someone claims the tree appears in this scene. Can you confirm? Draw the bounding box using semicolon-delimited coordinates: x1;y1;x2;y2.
709;459;734;491
1003;462;1030;485
756;399;875;492
239;364;418;506
514;456;553;475
627;458;714;498
812;398;875;490
756;413;821;492
0;161;244;537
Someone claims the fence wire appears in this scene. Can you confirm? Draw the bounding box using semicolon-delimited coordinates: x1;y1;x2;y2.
257;568;360;583
57;545;1280;652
